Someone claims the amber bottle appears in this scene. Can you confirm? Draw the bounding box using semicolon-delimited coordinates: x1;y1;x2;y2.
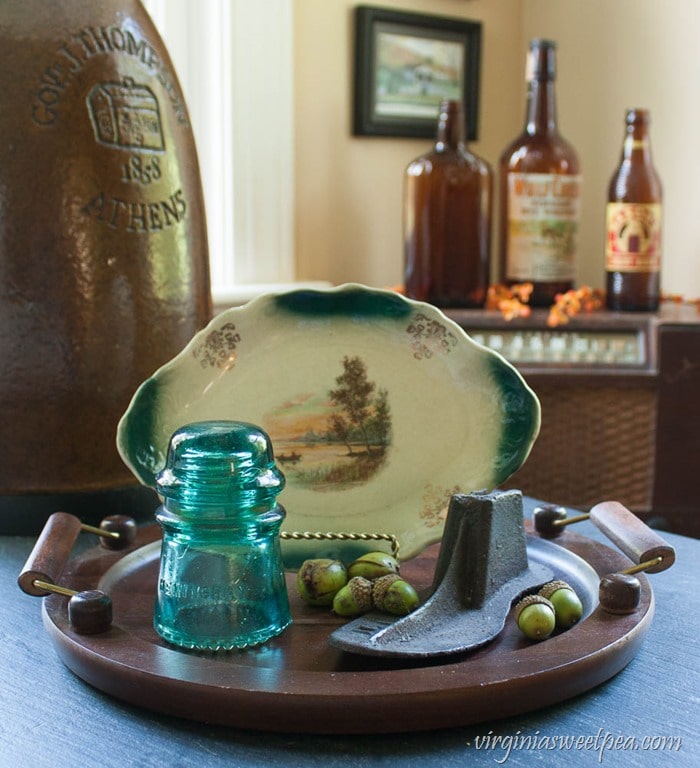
605;109;662;312
404;99;493;308
499;39;581;306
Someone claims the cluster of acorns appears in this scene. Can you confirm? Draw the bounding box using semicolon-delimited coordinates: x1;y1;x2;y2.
514;580;583;641
296;551;420;618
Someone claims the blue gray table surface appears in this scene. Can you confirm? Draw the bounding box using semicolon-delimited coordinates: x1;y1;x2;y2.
1;498;697;768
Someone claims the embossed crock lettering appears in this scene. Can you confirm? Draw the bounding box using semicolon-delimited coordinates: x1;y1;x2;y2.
121;155;163;185
32;25;186;127
82;188;187;232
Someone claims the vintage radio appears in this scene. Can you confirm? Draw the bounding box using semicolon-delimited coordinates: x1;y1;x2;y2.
444;303;700;538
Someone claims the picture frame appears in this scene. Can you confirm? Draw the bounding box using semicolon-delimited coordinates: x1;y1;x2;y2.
353;5;482;140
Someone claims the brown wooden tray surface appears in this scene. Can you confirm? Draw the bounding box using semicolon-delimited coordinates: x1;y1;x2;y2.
41;522;653;734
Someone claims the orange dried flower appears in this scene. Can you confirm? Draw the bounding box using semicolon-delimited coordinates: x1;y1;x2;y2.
486;283;533;320
659;294;700;313
511;283;534;303
547;286;605;327
661;293;684;304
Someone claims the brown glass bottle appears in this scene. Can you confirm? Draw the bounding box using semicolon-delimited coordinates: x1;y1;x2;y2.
404;99;493;308
605;109;662;311
499;39;581;306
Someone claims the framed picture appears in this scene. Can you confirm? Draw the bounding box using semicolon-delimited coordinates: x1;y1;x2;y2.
353;5;482;140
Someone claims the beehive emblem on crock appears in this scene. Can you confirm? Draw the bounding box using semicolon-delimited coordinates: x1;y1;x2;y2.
87;77;164;151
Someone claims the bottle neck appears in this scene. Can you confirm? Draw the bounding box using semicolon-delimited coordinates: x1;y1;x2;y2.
621;113;652;162
525;78;557;135
435;100;466;151
524;42;558;135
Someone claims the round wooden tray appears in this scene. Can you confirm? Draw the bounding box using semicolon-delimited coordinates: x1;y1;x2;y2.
40;521;654;734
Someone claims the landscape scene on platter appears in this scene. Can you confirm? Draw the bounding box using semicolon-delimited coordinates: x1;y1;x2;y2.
264;356;392;491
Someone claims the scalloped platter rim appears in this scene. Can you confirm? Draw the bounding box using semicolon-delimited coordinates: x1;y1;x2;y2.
117;284;540;564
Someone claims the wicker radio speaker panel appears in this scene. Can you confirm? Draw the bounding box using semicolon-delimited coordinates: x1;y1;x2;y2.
501;384;656;514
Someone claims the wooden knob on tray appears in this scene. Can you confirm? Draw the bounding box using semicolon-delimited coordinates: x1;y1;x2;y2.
68;590;113;634
95;515;137;550
533;504;569;537
599;573;642;615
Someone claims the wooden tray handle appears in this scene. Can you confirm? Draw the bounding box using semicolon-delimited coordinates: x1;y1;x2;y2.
18;512;137;598
17;511;122;635
589;501;675;574
17;512;82;596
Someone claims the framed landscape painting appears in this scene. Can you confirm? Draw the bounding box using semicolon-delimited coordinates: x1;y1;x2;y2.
353;5;482;139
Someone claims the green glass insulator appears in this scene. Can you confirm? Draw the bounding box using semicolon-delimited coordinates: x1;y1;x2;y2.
153;421;291;650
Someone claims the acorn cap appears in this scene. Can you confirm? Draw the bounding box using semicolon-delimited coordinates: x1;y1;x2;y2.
539;580;575;600
333;577;374;616
348;576;373;604
514;593;554;620
372;573;402;608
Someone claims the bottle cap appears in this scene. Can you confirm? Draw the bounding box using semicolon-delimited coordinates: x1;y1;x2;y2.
625;108;651;125
439;98;460;115
156;420;285;511
526;39;556;81
436;99;465;145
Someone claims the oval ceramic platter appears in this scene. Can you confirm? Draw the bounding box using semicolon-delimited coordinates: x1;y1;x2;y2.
117;284;540;565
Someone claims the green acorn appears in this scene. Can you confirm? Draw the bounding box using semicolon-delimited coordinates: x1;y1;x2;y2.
515;594;556;641
373;574;419;616
333;576;374;617
539;580;583;629
347;551;399;581
296;558;348;606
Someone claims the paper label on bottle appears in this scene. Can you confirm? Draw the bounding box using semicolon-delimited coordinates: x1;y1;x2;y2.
606;203;661;273
506;173;582;282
